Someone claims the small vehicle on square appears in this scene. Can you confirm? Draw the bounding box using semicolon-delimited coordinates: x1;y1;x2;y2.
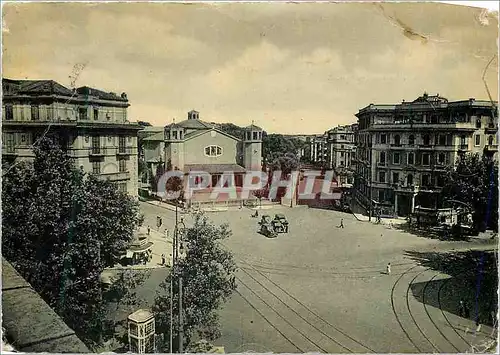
259;215;277;238
274;214;289;233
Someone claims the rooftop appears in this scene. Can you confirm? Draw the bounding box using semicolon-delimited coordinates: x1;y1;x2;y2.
3;78;128;102
128;309;154;323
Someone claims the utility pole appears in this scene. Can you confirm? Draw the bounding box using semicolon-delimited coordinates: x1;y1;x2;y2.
368;155;373;222
178;276;184;353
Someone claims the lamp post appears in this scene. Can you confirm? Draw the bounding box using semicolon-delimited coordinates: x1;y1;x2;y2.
169;197;186;353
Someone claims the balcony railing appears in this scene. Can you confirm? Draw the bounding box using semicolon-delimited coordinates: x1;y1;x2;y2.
117;146;133;155
99;171;130;181
377;161;387;167
3;145;16;154
89;147;107;156
458;144;468;151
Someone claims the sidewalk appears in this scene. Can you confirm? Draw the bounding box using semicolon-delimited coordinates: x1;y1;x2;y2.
352;212;406;226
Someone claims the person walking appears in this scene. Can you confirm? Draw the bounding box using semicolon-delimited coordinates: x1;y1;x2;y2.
459;299;465;317
386;262;391;275
147;226;151;236
161;253;165;266
338;219;344;228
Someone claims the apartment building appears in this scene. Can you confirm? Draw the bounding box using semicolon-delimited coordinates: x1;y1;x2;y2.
353;93;498;217
325;124;357;186
2;78;142;196
305;134;328;164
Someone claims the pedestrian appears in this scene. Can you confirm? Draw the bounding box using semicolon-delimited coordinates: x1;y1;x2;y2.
338;219;344;228
386;262;391;275
459;299;465;317
464;303;470;319
161;253;165;266
147;226;150;235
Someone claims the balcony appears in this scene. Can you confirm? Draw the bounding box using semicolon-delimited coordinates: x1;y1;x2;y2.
89;146;107;156
99;171;130;181
485;144;498;153
458;144;468;151
394;184;419;193
418;144;434;150
377;161;387;167
3;146;16;155
116;146;133;155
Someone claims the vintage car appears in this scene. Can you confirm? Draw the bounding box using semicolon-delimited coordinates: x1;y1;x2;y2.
259;215;278;238
274;214;289;233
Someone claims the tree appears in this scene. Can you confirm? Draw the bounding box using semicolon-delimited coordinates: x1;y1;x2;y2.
137;120;152;126
252;188;268;208
262;134;303;164
441;153;498;232
153;215;237;352
2;137;142;347
101;269;151;348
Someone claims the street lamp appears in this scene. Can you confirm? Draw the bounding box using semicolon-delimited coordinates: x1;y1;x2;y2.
169;198;186;353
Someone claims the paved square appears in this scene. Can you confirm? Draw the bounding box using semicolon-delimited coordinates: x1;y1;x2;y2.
137;202;497;353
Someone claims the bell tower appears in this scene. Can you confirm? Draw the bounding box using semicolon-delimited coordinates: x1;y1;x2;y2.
243;122;263;171
165;121;184;171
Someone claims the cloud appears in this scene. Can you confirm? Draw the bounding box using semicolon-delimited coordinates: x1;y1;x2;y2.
2;2;498;134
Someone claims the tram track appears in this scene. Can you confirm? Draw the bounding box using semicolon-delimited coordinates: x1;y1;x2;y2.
239;263;377;353
235;273;329;353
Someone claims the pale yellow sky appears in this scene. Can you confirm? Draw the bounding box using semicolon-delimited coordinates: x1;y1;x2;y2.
2;2;498;134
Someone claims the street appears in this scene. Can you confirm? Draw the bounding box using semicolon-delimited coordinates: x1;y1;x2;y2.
133;201;497;353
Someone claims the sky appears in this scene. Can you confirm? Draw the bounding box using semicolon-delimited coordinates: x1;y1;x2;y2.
2;2;498;134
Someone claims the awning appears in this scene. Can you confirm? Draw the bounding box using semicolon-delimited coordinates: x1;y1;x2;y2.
129;241;154;253
183;164;246;174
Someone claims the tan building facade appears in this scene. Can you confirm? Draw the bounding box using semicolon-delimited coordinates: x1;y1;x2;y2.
353;93;498;217
326;124;357;186
141;111;263;203
2;79;142;196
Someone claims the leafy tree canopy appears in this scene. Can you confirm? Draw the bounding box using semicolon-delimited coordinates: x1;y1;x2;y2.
441;153;498;232
153;215;237;352
2;137;142;346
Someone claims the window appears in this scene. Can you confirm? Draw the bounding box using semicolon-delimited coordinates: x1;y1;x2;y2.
93;108;99;120
253;132;258;140
438;153;446;164
393;172;400;185
378;190;385;202
460;135;466;146
393;152;400;165
421;174;430;187
108;136;113;142
439;135;446;146
204;145;223;157
21;134;26;143
92;161;101;174
476;118;481;129
173;131;178;140
119;136;126;152
408;152;414;165
379;171;386;183
380;134;387;144
85;136;90;143
78;107;87;120
407;174;413;186
422;153;430;166
119;159;127;172
475;135;481;146
423;134;430;146
394;135;401;146
246;132;251;140
340;161;345;166
340;135;346;140
31;105;40;120
489;135;494;145
341;152;345;157
408;135;415;145
4;105;13;120
379;151;386;164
